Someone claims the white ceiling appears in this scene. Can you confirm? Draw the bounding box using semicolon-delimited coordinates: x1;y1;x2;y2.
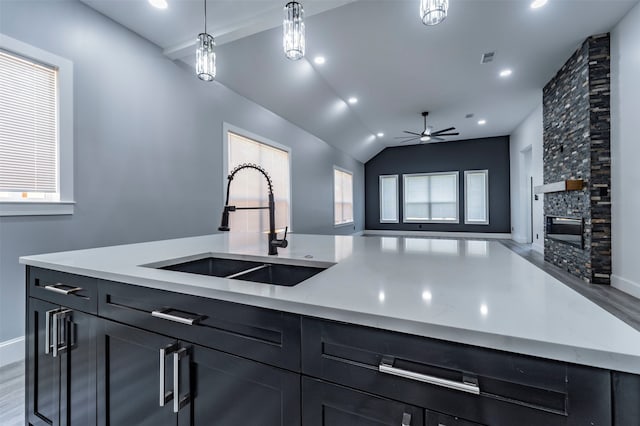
80;0;639;162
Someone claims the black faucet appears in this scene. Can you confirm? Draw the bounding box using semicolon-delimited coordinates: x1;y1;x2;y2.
218;163;288;255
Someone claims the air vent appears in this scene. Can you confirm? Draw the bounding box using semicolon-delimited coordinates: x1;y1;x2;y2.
465;113;474;119
481;52;495;64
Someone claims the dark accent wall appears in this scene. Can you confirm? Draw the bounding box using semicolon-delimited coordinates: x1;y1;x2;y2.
364;136;511;233
543;33;611;284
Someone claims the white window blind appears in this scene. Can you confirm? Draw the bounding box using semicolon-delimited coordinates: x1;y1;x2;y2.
465;170;489;224
403;172;459;223
334;168;353;225
379;175;398;223
227;131;290;233
0;50;58;196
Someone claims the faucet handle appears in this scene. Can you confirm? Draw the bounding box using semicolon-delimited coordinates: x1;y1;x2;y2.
282;226;288;241
277;227;288;249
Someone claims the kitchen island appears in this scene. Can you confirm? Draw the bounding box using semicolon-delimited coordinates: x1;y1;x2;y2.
20;233;640;425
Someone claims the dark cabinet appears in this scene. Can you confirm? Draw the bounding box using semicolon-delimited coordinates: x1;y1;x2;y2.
302;377;424;426
26;298;97;426
97;319;300;426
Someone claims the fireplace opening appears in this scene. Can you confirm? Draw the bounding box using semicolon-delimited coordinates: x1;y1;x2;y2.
546;216;584;249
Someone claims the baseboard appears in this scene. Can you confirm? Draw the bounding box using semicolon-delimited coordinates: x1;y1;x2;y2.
512;235;527;243
612;274;640;300
532;242;544;254
0;336;25;367
352;230;364;236
363;230;512;239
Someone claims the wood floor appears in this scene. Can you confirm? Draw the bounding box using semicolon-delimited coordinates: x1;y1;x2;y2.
0;361;24;426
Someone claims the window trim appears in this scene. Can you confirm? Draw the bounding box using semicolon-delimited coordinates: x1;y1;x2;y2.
0;33;74;217
464;169;490;225
333;166;354;227
379;174;399;224
402;171;460;224
222;122;293;232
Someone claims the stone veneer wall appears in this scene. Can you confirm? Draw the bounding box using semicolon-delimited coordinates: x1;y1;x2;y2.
542;34;611;284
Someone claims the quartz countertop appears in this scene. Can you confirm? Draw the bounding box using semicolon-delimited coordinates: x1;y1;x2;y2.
20;233;640;374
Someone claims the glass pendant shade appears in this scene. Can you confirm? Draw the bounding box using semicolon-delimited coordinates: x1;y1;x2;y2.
196;33;216;81
420;0;448;26
283;1;305;60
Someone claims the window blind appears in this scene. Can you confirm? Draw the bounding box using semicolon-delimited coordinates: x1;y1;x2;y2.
334;168;353;225
404;172;458;222
379;175;398;223
227;131;290;233
465;170;489;224
0;50;58;193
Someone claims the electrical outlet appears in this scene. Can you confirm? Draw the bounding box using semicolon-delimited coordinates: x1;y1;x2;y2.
536;234;539;239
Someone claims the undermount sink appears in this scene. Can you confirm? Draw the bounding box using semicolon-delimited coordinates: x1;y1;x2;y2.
155;255;332;287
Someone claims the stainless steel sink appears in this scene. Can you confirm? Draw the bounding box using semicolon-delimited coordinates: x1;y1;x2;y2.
149;254;333;287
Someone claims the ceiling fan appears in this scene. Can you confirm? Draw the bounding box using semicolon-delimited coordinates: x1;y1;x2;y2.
395;112;459;144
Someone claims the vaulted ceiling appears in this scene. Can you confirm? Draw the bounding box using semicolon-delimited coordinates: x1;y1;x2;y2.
81;0;638;162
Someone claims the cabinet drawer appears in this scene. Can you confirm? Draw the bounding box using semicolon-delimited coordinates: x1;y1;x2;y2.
28;267;98;314
98;280;301;371
302;317;612;426
302;377;424;426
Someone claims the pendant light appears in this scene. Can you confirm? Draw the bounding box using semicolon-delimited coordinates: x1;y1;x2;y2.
283;1;305;60
196;0;216;81
420;0;448;26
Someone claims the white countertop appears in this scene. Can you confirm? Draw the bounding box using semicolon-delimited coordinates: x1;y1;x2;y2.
20;233;640;374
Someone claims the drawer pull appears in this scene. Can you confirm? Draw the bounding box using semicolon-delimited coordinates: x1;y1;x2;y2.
379;358;480;395
44;283;83;295
401;412;412;426
151;309;201;326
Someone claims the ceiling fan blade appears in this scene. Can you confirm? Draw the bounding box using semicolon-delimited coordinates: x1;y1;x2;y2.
399;137;421;143
433;132;460;136
430;137;446;142
403;131;422;136
431;127;455;135
395;136;420;139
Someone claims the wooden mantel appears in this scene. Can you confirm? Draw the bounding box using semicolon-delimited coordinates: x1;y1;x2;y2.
534;179;584;194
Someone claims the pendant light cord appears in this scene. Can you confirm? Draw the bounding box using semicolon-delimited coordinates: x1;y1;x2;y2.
204;0;207;34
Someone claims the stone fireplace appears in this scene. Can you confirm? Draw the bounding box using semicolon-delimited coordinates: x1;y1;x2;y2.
542;33;612;284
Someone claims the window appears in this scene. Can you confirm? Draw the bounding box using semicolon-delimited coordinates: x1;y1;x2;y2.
379;175;398;223
464;170;489;225
334;167;353;226
0;34;74;216
403;172;459;223
225;127;291;233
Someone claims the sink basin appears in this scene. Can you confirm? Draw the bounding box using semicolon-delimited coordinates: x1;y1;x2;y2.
155;255;332;287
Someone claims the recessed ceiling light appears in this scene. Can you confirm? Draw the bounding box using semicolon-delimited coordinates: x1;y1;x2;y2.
314;56;326;65
148;0;168;9
478;119;487;125
530;0;548;9
348;97;358;104
499;69;513;78
376;132;384;138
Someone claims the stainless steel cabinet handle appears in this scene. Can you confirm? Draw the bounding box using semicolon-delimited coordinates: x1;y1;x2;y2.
159;343;179;407
401;412;412;426
44;283;83;295
44;308;57;355
379;358;480;395
151;309;200;326
51;309;72;357
173;347;191;413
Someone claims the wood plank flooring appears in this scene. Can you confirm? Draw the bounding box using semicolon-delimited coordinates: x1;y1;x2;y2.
0;361;24;426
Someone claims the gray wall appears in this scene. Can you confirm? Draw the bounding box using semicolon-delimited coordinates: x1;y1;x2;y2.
0;0;364;344
364;137;511;233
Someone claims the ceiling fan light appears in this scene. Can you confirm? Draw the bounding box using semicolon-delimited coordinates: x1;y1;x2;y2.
420;136;431;142
196;33;216;81
283;1;305;60
420;0;448;26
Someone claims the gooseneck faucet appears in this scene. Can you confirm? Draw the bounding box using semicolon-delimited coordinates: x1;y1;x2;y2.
218;163;288;255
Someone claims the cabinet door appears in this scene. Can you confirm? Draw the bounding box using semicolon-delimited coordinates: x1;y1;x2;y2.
302;377;424;426
97;319;177;426
178;342;300;426
26;298;62;426
60;309;97;426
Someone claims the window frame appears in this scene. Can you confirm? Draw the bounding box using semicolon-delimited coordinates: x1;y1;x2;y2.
333;166;354;227
0;33;74;216
402;171;460;224
379;174;399;224
222;122;293;232
464;169;490;225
